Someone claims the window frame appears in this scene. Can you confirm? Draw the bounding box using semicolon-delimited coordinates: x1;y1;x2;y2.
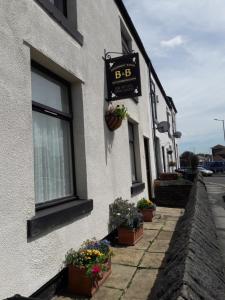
31;61;77;211
128;122;138;184
151;81;158;121
34;0;83;45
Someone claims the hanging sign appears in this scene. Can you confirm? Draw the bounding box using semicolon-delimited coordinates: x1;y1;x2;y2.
105;53;142;101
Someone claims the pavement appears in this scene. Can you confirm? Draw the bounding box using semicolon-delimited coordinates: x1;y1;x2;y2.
54;207;184;300
205;174;225;267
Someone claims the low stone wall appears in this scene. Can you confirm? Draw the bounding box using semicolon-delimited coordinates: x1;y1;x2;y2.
151;176;225;300
154;179;193;208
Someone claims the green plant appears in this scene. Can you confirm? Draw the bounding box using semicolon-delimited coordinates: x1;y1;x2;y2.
107;104;129;120
137;198;156;210
109;198;143;230
65;239;113;278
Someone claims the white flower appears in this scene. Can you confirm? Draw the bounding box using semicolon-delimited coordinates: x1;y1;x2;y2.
117;213;121;216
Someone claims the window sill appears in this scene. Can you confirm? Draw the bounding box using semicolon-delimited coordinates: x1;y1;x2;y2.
35;0;83;46
27;198;93;239
131;182;145;195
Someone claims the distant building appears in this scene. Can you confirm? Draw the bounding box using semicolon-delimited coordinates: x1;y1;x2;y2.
212;144;225;161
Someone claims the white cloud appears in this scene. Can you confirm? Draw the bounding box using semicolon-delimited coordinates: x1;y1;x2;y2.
160;35;185;48
123;0;225;153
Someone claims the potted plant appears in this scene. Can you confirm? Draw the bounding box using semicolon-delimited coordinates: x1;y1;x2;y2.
110;198;143;246
65;238;113;297
137;198;156;222
105;104;129;131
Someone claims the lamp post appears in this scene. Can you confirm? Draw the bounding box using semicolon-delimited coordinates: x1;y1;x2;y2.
214;118;225;143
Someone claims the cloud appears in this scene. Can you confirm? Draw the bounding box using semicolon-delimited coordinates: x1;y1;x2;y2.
123;0;225;153
160;35;185;48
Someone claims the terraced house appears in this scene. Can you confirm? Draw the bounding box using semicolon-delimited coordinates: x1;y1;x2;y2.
0;0;180;298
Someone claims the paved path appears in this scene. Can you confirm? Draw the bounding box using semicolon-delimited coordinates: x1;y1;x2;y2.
54;207;184;300
205;175;225;266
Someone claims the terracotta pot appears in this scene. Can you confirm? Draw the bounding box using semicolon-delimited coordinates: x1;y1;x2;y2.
68;260;111;297
118;224;143;246
105;113;122;131
139;208;155;222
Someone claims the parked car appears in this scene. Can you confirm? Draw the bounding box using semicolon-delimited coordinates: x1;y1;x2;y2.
197;167;213;176
203;161;225;173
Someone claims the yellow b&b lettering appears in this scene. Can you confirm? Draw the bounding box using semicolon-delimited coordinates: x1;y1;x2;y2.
115;71;121;79
125;69;132;77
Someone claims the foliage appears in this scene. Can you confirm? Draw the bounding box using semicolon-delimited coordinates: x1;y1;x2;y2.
109;198;143;230
65;238;113;278
180;151;199;170
107;104;129;120
137;198;156;210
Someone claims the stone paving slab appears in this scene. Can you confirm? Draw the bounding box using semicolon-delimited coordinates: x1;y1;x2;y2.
139;252;166;269
53;207;181;300
148;239;171;253
111;247;144;266
156;207;184;217
122;269;158;300
103;264;136;290
143;222;164;230
92;287;123;300
163;220;178;231
156;230;174;240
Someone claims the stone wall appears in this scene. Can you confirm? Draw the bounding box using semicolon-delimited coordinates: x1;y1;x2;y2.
151;176;225;300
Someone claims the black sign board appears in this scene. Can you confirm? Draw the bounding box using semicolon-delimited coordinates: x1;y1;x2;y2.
105;53;142;101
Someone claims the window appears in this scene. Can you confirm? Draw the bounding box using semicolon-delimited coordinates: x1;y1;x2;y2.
121;22;132;54
128;122;137;183
151;81;157;120
35;0;83;45
31;63;75;208
48;0;67;16
167;110;171;136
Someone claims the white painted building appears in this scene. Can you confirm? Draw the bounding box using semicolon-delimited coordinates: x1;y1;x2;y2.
0;0;180;298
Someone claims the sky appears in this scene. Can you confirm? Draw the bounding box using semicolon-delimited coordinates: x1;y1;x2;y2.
123;0;225;154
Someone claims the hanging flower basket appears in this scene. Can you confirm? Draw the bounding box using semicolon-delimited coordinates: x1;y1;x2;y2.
105;113;123;131
105;104;128;131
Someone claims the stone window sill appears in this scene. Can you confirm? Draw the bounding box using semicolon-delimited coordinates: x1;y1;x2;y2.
131;182;145;195
27;199;93;238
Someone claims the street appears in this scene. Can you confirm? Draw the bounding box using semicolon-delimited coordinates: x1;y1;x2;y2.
205;175;225;267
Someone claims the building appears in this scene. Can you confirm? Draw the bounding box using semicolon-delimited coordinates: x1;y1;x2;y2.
212;144;225;161
0;0;180;298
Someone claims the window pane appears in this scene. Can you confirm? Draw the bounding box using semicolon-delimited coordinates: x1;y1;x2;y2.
33;111;73;203
31;68;69;113
129;142;137;182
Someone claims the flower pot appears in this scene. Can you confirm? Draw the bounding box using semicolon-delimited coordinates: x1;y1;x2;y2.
139;208;155;222
118;224;143;246
105;113;122;131
68;260;111;297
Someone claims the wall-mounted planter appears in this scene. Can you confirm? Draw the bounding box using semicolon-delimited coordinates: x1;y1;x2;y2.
105;113;122;131
118;225;143;246
68;260;111;297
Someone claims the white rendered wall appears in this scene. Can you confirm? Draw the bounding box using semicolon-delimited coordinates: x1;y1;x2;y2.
0;0;157;298
151;75;177;173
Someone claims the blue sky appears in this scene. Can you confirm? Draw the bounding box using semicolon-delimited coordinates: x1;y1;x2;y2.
123;0;225;154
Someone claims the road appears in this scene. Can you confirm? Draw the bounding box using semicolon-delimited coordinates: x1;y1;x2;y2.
205;175;225;266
